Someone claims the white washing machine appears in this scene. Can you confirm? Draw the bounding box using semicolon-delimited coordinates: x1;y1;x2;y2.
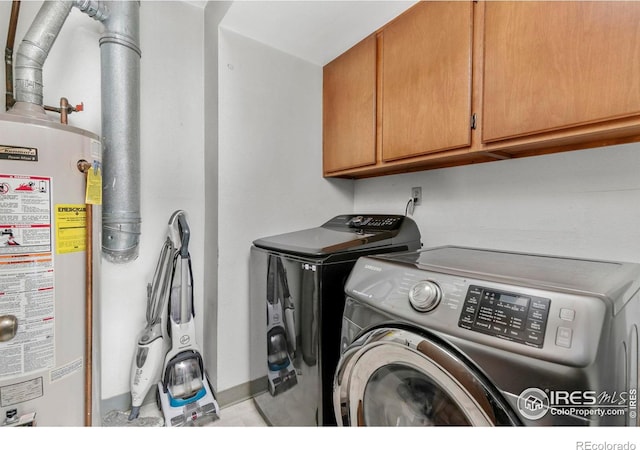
334;246;640;426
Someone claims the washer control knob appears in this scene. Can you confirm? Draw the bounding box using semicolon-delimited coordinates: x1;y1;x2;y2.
409;281;442;312
349;216;364;227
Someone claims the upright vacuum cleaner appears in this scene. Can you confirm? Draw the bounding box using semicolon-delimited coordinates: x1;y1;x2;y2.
128;233;174;421
129;210;220;426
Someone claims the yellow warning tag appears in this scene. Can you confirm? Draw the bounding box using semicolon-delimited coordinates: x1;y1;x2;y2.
55;204;87;254
85;163;102;205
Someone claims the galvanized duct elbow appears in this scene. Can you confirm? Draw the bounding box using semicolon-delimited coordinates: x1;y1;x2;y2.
74;1;109;22
13;0;141;263
14;1;74;107
100;1;141;263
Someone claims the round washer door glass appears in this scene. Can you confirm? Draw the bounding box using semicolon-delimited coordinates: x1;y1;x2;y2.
363;363;471;426
334;328;511;426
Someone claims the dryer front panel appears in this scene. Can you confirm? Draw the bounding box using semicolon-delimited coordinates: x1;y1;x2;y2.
333;327;519;426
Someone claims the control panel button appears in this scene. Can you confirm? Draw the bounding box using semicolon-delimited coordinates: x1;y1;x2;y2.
556;327;573;348
463;304;477;315
559;308;575;322
509;317;524;330
409;281;442;312
529;308;545;321
460;313;474;324
531;299;549;311
507;329;523;339
525;331;544;346
466;295;479;306
526;318;544;332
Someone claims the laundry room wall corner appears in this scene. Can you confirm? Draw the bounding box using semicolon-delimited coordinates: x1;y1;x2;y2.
216;25;354;396
203;0;233;399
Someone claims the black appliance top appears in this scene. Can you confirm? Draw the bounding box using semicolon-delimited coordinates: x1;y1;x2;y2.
252;214;421;258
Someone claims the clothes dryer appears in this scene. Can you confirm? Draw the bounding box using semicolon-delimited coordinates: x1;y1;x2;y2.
334;246;640;426
249;214;421;426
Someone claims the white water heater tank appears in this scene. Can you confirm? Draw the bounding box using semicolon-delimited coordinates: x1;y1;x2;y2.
0;111;101;426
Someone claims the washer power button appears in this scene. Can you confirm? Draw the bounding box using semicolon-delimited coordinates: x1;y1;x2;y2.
556;327;573;348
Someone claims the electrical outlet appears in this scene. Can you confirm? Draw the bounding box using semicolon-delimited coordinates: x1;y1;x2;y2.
411;187;422;206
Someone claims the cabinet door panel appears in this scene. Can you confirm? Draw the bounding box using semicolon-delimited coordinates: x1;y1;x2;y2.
323;35;377;174
483;1;640;143
381;1;473;162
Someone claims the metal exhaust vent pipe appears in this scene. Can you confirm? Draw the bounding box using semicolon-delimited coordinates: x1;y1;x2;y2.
99;1;141;263
12;0;141;263
14;1;74;108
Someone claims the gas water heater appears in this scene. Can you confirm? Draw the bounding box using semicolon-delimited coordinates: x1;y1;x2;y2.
0;111;101;426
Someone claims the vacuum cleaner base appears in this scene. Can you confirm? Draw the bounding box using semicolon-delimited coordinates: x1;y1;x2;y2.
157;376;220;427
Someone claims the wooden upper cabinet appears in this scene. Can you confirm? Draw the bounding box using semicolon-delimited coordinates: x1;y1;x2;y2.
323;35;377;174
381;1;473;162
482;1;640;143
323;1;640;179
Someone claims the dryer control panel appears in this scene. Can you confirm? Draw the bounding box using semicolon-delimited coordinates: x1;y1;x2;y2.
458;285;551;348
324;214;405;231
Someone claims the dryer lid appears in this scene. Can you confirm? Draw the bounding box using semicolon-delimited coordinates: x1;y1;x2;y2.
252;214;420;258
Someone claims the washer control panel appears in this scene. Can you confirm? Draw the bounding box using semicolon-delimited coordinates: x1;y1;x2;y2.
458;285;551;348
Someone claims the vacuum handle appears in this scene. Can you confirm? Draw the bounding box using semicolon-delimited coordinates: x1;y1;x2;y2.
177;213;190;258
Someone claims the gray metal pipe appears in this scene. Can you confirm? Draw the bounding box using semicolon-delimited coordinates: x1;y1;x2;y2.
100;1;141;263
74;0;109;22
14;1;74;106
12;0;141;263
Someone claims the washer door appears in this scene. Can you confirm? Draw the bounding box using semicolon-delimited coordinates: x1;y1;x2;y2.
334;328;517;426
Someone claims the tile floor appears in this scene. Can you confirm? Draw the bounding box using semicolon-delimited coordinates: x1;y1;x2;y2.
208;398;268;427
137;397;267;427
